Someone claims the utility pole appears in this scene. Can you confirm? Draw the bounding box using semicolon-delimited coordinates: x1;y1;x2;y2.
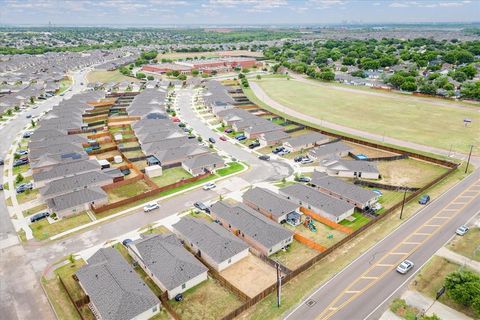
399;187;407;220
276;263;282;308
465;145;473;174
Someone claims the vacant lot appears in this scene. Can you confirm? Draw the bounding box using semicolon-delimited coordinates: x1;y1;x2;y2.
170;277;243;320
30;212;92;240
377;158;449;187
151;167;192;188
220;254;276;298
412;256;477;318
107;180;152;201
86;70;138;83
270;240;318;270
448;227;480;262
255;78;480;154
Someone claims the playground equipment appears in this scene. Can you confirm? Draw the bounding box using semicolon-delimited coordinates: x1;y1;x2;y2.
304;216;317;232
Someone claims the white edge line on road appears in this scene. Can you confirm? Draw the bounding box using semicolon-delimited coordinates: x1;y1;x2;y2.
282;170;476;320
362;208;480;320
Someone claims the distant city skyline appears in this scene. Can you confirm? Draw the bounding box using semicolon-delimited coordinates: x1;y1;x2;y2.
0;0;479;26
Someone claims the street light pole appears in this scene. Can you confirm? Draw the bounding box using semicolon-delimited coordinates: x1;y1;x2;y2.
465;145;473;174
399;187;407;220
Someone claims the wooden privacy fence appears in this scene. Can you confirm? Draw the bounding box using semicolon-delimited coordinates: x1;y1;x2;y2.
353;179;420;192
349;152;409;162
294;233;327;253
249;249;293;275
158;292;181;320
57;276;86;320
300;207;353;234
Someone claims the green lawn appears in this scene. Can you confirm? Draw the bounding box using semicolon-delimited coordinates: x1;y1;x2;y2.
151;167;193;188
57;78;72;95
170;277;243;320
23;203;48;217
107;180;152;201
253;78;480;155
86;70;139;84
17;188;39;204
30;212;92;240
15;175;32;187
13;164;30;175
339;212;371;230
42;276;82;320
216;162;245;176
448;228;480;262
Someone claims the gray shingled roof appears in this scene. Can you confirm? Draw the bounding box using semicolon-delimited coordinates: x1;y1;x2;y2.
172;218;249;264
182;153;224;170
46;186;107;212
242;187;299;220
33;159;100;182
152;145;208;164
28;135;87;150
40;171;113;198
29;143;84;160
310;172;378;205
131;233;208;291
283;132;330;149
259;131;290;142
210;201;293;249
309;141;353;159
279;184;355;218
327;160;379;173
76;248;158;320
30;152;88;170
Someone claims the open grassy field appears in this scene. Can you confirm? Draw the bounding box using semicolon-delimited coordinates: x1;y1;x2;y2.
30;212;92;240
86;70;138;84
254;78;480;154
151;167;192;188
107;180;152;201
447;227;480;262
170;277;243;320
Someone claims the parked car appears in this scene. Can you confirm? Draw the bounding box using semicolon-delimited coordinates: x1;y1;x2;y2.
418;195;430;205
187;135;196;139
219;136;227;141
301;157;314;164
278;149;290;156
272;147;285;154
258;155;270;161
32;105;38;109
0;158;3;165
143;203;160;212
15;150;29;156
182;127;190;133
175;294;183;302
23;131;33;138
30;212;50;223
26;114;32;119
0;184;3;191
120;168;131;176
224;128;233;133
455;225;469;236
16;183;33;194
194;202;210;213
396;260;414;274
294;155;306;162
295;176;311;183
248;141;260;149
13;158;29;167
203;182;216;190
208;137;216;144
235;134;246;141
178;123;186;128
122;239;133;246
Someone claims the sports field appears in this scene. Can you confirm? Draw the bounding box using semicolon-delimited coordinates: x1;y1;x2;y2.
254;78;480;154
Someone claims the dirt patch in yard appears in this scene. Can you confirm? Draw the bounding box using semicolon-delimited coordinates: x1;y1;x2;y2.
285;219;348;249
270;240;318;270
344;142;397;158
220;253;276;298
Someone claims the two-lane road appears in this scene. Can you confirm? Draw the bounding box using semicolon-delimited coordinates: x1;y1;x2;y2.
285;169;480;320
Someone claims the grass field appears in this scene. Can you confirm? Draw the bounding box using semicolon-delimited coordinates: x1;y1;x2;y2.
22;203;47;217
86;70;138;84
412;256;477;318
254;78;480;154
57;78;72;95
170;277;243;320
151;167;192;188
107;180;152;201
42;276;82;320
16;188;39;204
270;240;319;270
30;212;92;240
339;212;371;230
447;227;480;262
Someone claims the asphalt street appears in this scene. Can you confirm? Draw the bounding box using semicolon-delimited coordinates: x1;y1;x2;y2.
285;168;480;320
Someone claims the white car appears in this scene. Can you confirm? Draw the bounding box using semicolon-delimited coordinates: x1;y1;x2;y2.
396;260;414;274
455;225;469;236
301;157;314;164
143;203;160;212
203;182;216;190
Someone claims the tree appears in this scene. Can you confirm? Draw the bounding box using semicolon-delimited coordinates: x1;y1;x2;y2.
453;71;467;82
256;74;262;80
461;81;480;99
31;119;36;127
351;70;366;78
388;74;405;88
6;109;12;116
135;72;146;79
14;106;20;112
445;270;480;316
30;96;34;104
319;70;335;81
192;69;199;76
238;73;245;79
147;75;154;80
400;81;417;92
177;74;187;81
16;173;24;184
419;83;437;95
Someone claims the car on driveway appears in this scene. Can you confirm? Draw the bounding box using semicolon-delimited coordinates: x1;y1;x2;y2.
16;183;33;194
295;176;311;183
278;149;290;156
396;260;414;274
294;155;307;162
16;150;29;156
272;147;285;154
456;225;469;236
194;201;210;213
219;136;227;141
301;157;314;164
26;114;32;119
30;212;50;223
122;239;133;246
208;137;216;144
224;128;233;133
143;203;160;212
203;182;216;190
258;155;270;161
235;134;246;141
248;141;260;149
13;158;29;167
23;131;33;138
418;195;430;205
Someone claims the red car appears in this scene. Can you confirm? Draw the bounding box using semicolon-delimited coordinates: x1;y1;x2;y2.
172;117;180;122
219;136;227;141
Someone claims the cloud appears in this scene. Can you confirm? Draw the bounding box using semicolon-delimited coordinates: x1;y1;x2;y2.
389;0;472;8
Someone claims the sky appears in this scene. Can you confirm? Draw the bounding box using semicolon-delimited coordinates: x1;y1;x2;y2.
0;0;478;26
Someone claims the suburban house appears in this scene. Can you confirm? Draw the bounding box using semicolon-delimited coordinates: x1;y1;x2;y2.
310;171;379;209
282;132;330;152
243;121;284;139
181;153;225;176
279;184;356;223
151;145;210;168
28;142;85;161
321;159;381;179
242;187;300;223
308;141;353;160
172;217;250;272
46;186;108;217
30;152;89;172
76;247;160;320
210;201;294;256
258;131;290;147
216;108;256;126
128;233;208;300
32;159;101;188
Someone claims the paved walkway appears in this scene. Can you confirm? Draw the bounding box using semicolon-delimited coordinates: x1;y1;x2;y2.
249;81;467;160
436;247;480;273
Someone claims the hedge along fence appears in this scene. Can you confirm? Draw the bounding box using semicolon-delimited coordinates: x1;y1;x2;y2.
353;179;420;192
221;164;459;320
91;172;211;214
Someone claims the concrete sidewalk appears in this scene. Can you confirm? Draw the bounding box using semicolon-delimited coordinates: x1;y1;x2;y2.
436;247;480;273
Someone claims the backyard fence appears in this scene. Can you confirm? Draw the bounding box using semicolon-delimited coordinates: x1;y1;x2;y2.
353;179;420;192
158;292;181;320
57;276;87;320
349;152;409;162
